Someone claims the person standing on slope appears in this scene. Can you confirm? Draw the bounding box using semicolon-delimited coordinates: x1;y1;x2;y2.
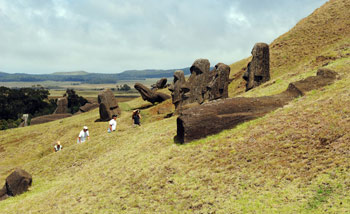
132;109;142;126
77;126;90;143
54;141;62;152
108;115;117;133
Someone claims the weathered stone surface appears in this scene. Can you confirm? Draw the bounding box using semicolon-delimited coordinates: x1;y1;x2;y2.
188;59;211;104
54;97;69;114
79;103;99;113
134;83;170;104
243;43;270;91
0;186;7;200
177;69;337;143
151;78;168;90
169;60;231;112
98;89;121;121
0;169;32;201
168;70;187;110
206;63;231;101
30;114;72;125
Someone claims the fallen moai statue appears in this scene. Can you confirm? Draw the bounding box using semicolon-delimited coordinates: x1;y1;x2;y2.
30;113;72;125
98;89;122;121
243;43;270;91
176;68;337;143
151;78;168;90
134;83;171;104
54;97;69;114
0;169;32;201
169;59;231;112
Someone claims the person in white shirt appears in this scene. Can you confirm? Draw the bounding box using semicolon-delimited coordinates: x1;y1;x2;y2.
54;141;62;152
77;126;90;143
108;115;117;133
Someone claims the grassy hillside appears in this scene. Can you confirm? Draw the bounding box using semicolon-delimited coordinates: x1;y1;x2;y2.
1;0;350;213
229;0;350;97
0;58;349;213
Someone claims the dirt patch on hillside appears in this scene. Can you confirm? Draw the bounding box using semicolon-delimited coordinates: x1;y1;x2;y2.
30;114;72;125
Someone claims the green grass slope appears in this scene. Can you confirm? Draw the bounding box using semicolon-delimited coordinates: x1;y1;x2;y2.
1;0;350;213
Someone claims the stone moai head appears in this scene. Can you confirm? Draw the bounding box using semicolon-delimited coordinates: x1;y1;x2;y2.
243;43;270;91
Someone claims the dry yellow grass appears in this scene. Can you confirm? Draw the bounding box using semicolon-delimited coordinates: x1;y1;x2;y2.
1;0;350;213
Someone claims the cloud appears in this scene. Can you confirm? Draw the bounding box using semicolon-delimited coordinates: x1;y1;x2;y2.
0;0;328;74
226;5;250;27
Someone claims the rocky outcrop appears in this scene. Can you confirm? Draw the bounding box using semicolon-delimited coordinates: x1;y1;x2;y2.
0;169;32;201
151;78;168;90
177;69;337;143
30;114;72;125
54;97;69;114
243;43;270;91
134;83;170;104
98;89;122;121
168;59;231;112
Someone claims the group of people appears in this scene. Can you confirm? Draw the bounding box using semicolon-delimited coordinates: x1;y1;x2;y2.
53;109;142;152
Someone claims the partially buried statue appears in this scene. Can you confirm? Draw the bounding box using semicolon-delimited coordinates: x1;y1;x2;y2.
98;89;122;121
243;43;270;91
0;169;32;201
168;59;231;112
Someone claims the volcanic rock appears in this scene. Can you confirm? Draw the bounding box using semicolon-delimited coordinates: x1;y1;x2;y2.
54;97;69;114
243;43;270;91
0;169;32;201
168;60;231;112
134;83;170;104
168;70;187;110
187;59;211;104
98;89;121;121
177;69;337;143
151;78;168;90
206;63;231;101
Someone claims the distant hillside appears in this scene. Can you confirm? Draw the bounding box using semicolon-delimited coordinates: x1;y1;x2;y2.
51;71;89;76
0;68;191;84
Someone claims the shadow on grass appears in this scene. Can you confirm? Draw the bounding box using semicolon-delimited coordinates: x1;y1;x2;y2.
173;135;184;145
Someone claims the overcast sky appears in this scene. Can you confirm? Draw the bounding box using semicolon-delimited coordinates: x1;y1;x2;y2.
0;0;327;74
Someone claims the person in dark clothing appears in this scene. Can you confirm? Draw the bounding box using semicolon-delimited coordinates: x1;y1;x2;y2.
132;109;141;126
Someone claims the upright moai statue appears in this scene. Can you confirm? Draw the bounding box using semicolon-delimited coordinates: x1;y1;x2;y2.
168;70;187;110
169;59;231;112
243;43;270;91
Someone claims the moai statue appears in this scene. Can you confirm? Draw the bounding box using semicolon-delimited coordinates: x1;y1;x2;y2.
168;70;187;110
206;63;231;101
243;43;270;91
